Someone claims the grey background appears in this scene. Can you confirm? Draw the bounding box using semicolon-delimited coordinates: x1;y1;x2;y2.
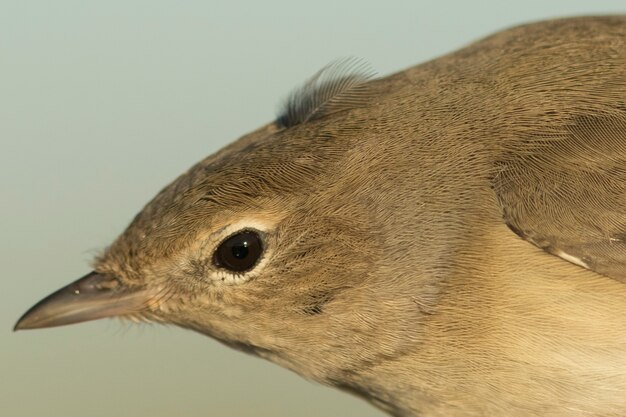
2;1;624;416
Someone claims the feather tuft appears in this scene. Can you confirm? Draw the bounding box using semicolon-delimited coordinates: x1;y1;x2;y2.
276;57;376;128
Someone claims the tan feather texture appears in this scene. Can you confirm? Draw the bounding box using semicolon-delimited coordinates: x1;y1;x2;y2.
16;15;626;417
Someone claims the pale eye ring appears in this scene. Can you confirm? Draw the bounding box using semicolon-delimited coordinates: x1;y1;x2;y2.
213;230;264;272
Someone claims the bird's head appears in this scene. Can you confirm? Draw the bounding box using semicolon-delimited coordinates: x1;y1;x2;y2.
15;60;429;383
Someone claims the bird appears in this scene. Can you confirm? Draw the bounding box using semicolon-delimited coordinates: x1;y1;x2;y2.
14;15;626;417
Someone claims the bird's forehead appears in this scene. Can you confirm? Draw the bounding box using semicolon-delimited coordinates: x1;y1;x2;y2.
144;123;347;218
97;122;352;277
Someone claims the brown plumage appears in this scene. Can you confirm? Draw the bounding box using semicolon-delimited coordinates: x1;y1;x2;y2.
15;16;626;417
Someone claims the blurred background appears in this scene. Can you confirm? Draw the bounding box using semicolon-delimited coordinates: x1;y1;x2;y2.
2;1;625;416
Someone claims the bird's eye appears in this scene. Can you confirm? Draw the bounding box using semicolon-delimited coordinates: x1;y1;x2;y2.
213;231;264;272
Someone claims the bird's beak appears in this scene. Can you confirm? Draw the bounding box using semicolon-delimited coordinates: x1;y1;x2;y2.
14;271;150;331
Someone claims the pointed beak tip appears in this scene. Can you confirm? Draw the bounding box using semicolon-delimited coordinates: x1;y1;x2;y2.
13;319;23;331
13;307;39;331
13;314;38;331
13;320;27;332
13;307;55;331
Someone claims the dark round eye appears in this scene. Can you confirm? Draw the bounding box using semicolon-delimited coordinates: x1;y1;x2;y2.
214;231;264;272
